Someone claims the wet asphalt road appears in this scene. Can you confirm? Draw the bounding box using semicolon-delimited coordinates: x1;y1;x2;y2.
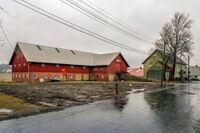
0;82;200;133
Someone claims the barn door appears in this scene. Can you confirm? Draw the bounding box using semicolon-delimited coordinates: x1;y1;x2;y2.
148;70;162;80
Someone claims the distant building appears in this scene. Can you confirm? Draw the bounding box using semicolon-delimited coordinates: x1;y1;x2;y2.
9;42;129;82
0;64;12;82
190;65;200;80
142;49;187;81
127;68;144;77
0;73;12;82
0;64;11;73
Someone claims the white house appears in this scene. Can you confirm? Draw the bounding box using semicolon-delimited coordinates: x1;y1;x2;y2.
190;65;200;80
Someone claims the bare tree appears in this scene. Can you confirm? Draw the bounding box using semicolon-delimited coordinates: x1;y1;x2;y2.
155;12;193;80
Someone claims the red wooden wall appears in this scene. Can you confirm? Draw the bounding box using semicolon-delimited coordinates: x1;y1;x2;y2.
11;46;28;72
30;63;90;73
108;54;128;74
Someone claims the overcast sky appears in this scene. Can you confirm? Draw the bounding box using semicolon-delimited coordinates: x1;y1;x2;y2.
0;0;199;67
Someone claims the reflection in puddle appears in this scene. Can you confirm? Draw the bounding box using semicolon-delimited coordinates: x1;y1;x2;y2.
113;95;128;111
168;90;195;95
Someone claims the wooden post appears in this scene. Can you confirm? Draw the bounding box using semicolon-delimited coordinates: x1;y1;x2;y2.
28;63;29;83
188;55;190;82
28;62;30;83
115;83;119;95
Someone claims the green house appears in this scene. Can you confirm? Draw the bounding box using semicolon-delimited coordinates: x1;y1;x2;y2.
142;49;187;81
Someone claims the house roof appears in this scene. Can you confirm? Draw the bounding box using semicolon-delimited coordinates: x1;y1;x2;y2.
127;68;144;77
9;42;129;67
142;49;186;65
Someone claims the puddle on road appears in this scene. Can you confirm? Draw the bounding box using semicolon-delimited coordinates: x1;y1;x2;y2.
167;90;195;95
0;109;13;114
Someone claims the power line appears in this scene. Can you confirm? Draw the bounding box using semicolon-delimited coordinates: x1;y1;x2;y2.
0;23;13;48
10;0;148;54
60;0;152;43
0;6;12;17
80;0;145;36
59;0;132;38
81;0;154;41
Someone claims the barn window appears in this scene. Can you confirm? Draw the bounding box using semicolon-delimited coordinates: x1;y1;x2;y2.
54;74;59;78
37;45;42;50
32;73;37;78
56;64;60;68
100;68;104;71
55;48;60;53
41;64;45;67
116;59;121;63
69;74;73;79
44;74;48;78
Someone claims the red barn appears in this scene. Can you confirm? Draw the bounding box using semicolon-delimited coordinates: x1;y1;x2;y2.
9;42;129;82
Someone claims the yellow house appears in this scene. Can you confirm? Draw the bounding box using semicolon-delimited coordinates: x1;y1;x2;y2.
142;49;187;81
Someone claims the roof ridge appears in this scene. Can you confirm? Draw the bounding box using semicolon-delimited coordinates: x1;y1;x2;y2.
10;42;127;66
17;42;98;55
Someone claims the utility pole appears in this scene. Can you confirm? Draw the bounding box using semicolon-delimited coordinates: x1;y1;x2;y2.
180;49;183;82
188;55;190;82
161;44;166;87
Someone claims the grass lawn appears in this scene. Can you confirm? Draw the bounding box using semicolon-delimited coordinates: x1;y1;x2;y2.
0;93;39;117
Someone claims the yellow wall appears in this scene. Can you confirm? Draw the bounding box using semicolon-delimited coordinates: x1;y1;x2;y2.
109;74;114;81
75;74;82;81
83;74;89;81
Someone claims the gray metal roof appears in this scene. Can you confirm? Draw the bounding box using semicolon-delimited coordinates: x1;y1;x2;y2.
15;42;121;66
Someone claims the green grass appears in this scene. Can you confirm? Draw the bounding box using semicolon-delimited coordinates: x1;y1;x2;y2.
0;93;39;116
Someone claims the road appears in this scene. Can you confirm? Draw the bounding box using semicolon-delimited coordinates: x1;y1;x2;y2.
0;82;200;133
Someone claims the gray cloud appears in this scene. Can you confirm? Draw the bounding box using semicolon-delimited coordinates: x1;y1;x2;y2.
0;0;199;67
